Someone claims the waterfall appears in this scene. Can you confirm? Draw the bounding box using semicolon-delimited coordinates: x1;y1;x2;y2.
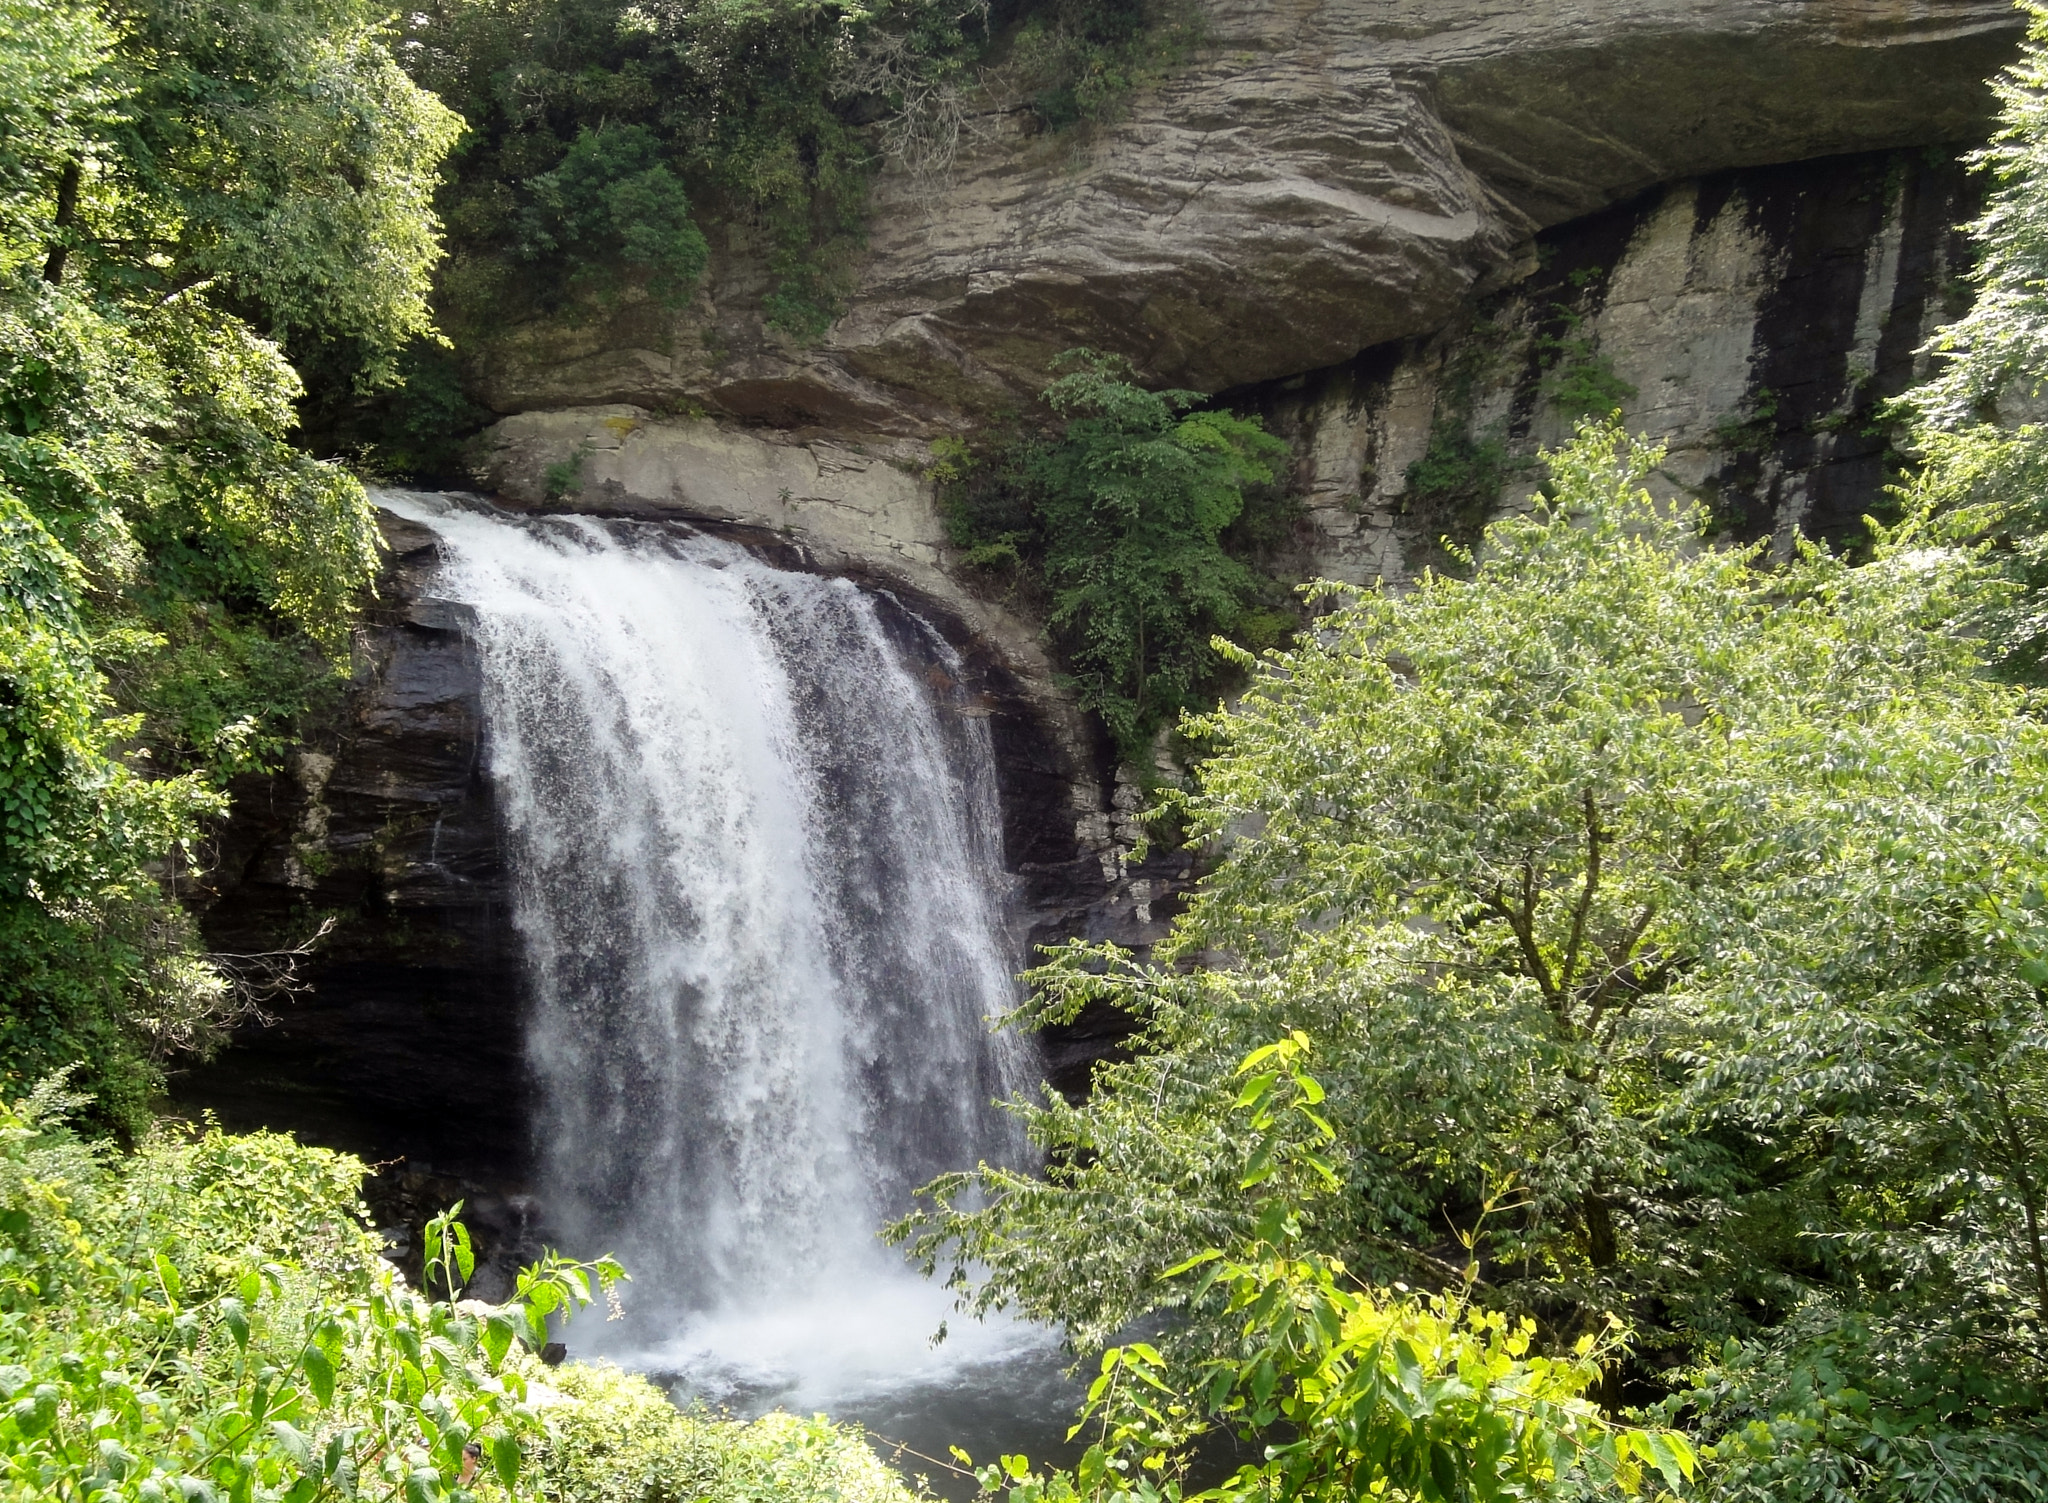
378;494;1045;1402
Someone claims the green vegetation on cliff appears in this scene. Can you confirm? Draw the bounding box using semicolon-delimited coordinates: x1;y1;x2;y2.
378;0;1190;367
940;351;1293;764
937;356;1277;765
402;0;982;343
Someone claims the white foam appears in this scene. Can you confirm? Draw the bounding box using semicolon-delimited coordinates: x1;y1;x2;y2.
585;1268;1059;1409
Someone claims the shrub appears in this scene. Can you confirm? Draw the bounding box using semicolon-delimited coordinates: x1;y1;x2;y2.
538;1365;915;1503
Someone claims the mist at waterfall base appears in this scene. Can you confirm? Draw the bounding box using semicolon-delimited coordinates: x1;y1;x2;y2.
381;494;1085;1487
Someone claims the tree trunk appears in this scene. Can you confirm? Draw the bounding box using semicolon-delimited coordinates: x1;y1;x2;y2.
1583;1191;1617;1268
42;159;81;285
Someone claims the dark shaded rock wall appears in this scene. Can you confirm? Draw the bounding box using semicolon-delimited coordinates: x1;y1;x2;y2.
1254;145;1980;585
179;516;526;1185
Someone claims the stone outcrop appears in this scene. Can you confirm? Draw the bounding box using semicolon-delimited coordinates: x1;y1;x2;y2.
475;0;2019;426
180;515;524;1185
1255;146;1979;586
480;145;1977;622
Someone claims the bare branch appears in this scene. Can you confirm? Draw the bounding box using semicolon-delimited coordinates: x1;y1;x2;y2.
1556;787;1602;1003
1486;870;1560;1008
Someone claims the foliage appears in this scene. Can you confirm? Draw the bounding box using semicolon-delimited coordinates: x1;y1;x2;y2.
1402;425;1509;550
0;0;114;270
99;0;462;388
0;1084;913;1503
1895;0;2048;677
993;0;1199;132
0;1085;627;1503
1401;320;1516;561
537;1364;915;1503
518;127;709;307
1685;1305;2048;1502
0;0;455;1130
405;0;992;343
961;1037;1697;1503
940;350;1290;762
1536;308;1635;421
899;420;2048;1492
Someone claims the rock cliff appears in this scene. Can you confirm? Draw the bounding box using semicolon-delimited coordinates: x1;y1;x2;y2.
476;0;2016;425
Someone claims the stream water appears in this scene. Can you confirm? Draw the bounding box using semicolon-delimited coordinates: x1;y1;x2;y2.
379;494;1081;1491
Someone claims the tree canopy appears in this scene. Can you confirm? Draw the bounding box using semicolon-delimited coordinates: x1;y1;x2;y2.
901;420;2048;1499
0;0;456;1129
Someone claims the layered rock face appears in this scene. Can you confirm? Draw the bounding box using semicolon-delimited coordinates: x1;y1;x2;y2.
181;517;522;1185
481;147;1977;621
477;0;2017;426
1259;147;1979;586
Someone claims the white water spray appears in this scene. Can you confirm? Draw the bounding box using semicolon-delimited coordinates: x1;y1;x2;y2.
379;494;1049;1405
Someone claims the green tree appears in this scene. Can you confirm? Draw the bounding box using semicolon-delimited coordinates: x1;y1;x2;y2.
92;0;461;385
964;1035;1698;1503
988;350;1288;762
900;420;2048;1493
519;125;709;304
1897;0;2048;679
0;0;458;1129
405;0;989;343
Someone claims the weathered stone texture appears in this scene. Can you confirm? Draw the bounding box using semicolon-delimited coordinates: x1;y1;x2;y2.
475;0;2019;422
1253;147;1978;586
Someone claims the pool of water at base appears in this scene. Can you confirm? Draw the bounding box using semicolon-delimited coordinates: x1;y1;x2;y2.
566;1277;1085;1501
663;1341;1090;1500
571;1277;1264;1502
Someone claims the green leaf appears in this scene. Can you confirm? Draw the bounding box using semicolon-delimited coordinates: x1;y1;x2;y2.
1427;1441;1460;1502
271;1422;312;1468
301;1345;335;1407
222;1297;251;1349
13;1383;59;1437
480;1313;516;1368
1234;1071;1280;1110
491;1435;520;1489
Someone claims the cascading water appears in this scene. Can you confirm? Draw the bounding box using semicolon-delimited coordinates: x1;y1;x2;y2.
379;493;1064;1424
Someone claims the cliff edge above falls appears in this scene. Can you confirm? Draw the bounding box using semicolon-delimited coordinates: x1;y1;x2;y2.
477;0;2020;428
